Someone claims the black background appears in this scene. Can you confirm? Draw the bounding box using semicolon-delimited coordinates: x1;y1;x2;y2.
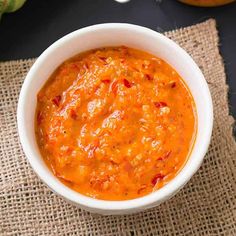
0;0;235;123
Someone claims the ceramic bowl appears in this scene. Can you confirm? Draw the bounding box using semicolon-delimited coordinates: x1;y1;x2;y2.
17;23;213;215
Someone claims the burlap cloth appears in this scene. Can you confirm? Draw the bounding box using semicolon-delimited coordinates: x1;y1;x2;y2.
0;19;235;235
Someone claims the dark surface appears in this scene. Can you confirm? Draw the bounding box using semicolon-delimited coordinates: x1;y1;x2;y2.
0;0;235;120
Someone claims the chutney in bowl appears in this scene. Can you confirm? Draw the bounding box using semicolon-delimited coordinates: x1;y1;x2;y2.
35;46;196;200
18;24;213;214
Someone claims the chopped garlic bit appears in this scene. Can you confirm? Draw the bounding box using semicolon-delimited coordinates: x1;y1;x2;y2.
160;106;170;115
142;105;150;112
151;140;160;148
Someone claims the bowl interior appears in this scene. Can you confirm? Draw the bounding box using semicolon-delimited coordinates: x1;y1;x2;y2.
18;24;213;214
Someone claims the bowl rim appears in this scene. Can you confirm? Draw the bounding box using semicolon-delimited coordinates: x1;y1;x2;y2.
17;23;213;212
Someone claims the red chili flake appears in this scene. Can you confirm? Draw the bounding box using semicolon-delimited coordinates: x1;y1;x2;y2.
71;63;79;70
154;101;167;108
170;81;176;88
120;58;125;63
158;151;172;161
101;79;111;84
137;185;147;194
52;95;61;107
131;67;139;72
84;62;89;69
145;74;153;81
70;109;77;120
66;147;73;155
123;79;132;88
123;160;133;172
151;174;165;186
99;56;107;62
37;111;43;125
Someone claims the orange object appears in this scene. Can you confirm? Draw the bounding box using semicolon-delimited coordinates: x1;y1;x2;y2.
179;0;235;7
35;46;197;200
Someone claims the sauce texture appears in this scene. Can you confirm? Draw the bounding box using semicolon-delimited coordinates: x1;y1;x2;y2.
36;46;196;200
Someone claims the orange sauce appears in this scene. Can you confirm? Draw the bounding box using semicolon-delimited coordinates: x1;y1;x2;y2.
179;0;235;6
35;46;196;200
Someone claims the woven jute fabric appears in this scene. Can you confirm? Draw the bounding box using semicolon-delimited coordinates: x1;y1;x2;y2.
0;19;235;235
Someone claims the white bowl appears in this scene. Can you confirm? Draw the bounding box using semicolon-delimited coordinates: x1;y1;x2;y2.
17;23;213;215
